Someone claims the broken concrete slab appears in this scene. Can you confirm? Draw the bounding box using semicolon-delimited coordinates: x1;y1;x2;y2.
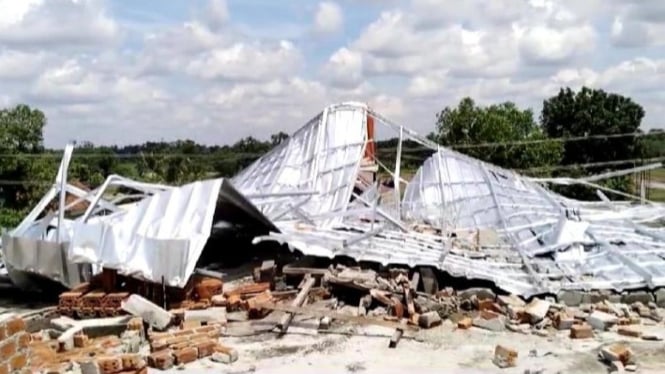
121;294;172;330
525;299;550;323
458;288;495;302
654;288;665;308
184;307;227;325
621;291;654;305
587;310;619;331
557;290;583;306
472;314;506;332
497;294;525;308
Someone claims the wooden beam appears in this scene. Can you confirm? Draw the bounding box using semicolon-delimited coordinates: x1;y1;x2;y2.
276;274;315;333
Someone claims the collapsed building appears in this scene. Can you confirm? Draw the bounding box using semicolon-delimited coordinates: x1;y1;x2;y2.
1;102;665;298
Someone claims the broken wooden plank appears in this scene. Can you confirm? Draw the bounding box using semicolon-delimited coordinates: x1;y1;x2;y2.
389;328;404;348
259;302;418;331
404;286;415;317
277;275;316;333
282;266;331;276
410;272;420;291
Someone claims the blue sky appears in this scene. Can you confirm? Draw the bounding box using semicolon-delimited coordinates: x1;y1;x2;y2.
0;0;664;147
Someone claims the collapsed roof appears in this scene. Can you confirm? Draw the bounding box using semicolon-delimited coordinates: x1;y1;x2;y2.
2;102;665;297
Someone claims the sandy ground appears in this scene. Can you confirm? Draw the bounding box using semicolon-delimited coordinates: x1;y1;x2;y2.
156;313;665;374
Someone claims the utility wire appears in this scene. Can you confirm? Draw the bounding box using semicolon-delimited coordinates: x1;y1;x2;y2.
1;156;663;186
0;131;661;158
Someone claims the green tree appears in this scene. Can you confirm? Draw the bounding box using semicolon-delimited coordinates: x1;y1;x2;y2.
431;97;562;171
541;87;645;197
0;105;49;227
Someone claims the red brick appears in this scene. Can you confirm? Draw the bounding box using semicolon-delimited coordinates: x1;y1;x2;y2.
73;332;88;348
618;327;642;338
173;347;198;365
97;356;123;374
493;345;518;368
0;340;17;360
195;340;216;358
127;318;143;331
457;317;472;329
147;351;173;370
16;332;31;349
0;362;8;374
570;324;593;339
9;352;28;370
121;354;145;370
5;317;26;336
0;324;5;340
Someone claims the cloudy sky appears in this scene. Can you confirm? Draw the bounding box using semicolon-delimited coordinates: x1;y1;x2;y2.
1;0;665;147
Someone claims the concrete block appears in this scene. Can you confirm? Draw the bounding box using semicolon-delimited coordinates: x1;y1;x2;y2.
621;291;654;305
184;308;226;325
587;311;618;331
472;315;506;332
121;294;172;330
418;311;442;329
557;290;583;306
526;299;550;323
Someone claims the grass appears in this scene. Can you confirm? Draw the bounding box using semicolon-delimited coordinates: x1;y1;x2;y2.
649;168;665;202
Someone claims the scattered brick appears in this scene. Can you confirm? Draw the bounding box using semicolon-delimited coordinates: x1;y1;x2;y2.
97;356;123;374
147;351;173;370
121;354;145;370
493;345;518;368
600;344;634;366
570;324;593;339
457;317;472;329
5;317;26;337
16;332;31;349
195;340;216;358
0;340;17;360
9;353;28;371
173;347;198;365
618;327;642;338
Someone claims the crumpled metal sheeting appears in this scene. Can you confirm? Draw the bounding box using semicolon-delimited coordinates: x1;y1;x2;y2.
68;179;225;288
402;149;565;253
1;235;86;289
233;102;368;227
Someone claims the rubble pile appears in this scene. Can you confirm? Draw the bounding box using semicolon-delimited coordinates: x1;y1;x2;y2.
9;259;662;372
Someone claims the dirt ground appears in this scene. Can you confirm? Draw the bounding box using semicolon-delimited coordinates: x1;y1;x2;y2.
157;313;665;374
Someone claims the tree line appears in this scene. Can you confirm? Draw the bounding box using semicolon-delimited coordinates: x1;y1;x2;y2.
0;86;664;227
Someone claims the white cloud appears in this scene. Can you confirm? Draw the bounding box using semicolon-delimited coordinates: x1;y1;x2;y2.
0;0;117;47
517;24;595;64
323;47;364;88
2;0;665;147
186;40;302;82
313;2;344;35
0;50;48;79
204;0;229;31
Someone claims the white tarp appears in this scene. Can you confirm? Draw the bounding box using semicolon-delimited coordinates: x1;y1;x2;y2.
68;179;223;287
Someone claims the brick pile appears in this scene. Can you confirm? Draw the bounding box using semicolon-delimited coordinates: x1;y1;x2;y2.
0;314;31;374
147;324;223;370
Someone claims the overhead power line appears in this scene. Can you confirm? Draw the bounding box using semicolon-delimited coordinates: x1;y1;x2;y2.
0;130;661;159
1;156;663;187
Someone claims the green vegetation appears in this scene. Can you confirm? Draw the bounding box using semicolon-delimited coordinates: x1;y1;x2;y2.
0;86;664;228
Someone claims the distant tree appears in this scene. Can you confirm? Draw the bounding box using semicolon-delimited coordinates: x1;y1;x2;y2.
0;104;49;227
270;132;289;146
431;97;562;171
541;87;645;197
